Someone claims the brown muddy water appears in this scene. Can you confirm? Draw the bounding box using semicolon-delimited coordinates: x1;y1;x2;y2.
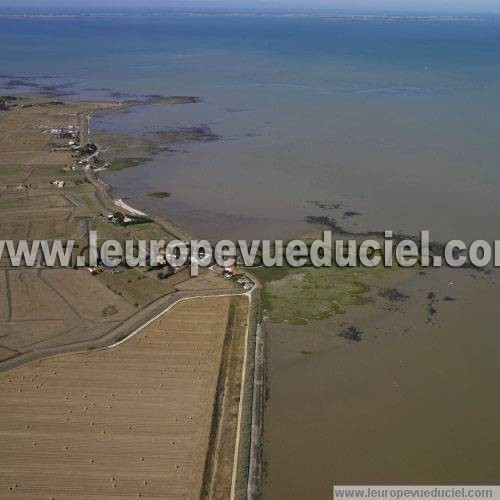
96;93;500;499
263;266;500;498
96;91;500;496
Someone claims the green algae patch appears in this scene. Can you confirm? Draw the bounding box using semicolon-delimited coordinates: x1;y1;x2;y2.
147;191;171;199
108;157;148;171
252;265;372;325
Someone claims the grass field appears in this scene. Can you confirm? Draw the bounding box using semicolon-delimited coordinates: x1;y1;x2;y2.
203;295;250;499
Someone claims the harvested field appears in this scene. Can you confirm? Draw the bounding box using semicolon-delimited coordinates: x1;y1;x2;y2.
0;269;137;358
0;221;29;241
0;270;8;320
42;269;136;322
0;296;235;499
0;345;17;363
8;270;73;322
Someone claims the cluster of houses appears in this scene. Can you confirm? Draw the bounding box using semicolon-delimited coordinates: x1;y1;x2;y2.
49;113;91;147
47;114;102;172
76;143;98;156
86;244;254;293
107;212;134;226
156;247;190;275
49;125;78;141
86;246;187;277
106;211;152;227
88;265;123;276
222;265;254;291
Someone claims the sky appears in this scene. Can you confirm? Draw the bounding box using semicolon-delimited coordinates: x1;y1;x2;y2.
1;0;500;14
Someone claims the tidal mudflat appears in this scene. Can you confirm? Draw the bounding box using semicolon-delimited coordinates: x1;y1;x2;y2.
263;265;500;498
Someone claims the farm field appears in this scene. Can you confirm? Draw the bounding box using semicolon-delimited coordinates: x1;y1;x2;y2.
0;296;237;499
0;268;137;363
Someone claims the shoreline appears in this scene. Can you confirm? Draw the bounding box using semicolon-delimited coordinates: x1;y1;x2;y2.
83;94;266;499
0;92;265;497
113;198;148;217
